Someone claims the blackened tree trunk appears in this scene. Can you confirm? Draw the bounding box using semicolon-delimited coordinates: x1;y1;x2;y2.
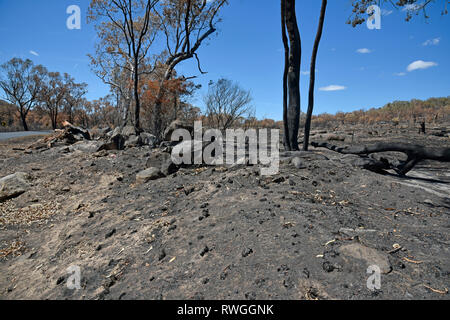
303;0;327;151
51;109;58;130
133;60;141;132
282;0;301;151
420;121;426;134
281;0;290;150
20;109;29;131
153;79;166;141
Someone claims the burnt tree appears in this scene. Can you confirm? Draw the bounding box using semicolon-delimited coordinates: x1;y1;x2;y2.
281;0;301;151
303;0;327;151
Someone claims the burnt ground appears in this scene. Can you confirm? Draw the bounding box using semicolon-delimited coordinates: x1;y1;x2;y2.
0;127;449;300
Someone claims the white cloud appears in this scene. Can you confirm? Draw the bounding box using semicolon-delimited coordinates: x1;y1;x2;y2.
319;85;346;92
407;60;438;72
29;50;39;56
394;72;406;76
422;38;440;46
381;9;393;16
356;48;372;54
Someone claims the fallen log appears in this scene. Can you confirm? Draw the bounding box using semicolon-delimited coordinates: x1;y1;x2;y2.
311;142;450;176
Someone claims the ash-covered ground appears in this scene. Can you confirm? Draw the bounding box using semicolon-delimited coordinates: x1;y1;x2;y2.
0;125;449;300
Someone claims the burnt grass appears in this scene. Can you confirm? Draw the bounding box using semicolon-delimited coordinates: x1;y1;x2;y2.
0;127;449;300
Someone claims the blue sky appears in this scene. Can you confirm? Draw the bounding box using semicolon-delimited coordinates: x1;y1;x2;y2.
0;0;448;120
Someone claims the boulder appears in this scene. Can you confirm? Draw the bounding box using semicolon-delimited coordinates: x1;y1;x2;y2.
163;120;194;142
136;168;163;184
107;127;121;138
95;127;111;138
121;125;138;138
69;141;105;153
101;129;126;151
146;151;172;169
161;157;179;176
62;121;91;140
0;172;32;201
140;132;157;147
124;135;142;148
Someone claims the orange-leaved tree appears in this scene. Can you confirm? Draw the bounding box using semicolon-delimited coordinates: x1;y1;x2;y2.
88;0;159;132
150;0;228;139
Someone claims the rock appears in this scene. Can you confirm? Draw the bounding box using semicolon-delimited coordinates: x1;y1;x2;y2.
93;150;108;158
338;243;392;274
69;141;105;153
322;261;335;272
0;172;32;201
108;127;121;138
100;132;126;151
146;151;172;169
124;135;141;148
161;157;179;176
200;245;210;257
159;141;173;149
291;157;306;169
97;127;111;137
136;168;163;184
62;121;91;140
202;210;210;218
140;132;157;147
184;185;195;196
56;276;66;285
105;228;116;239
121;125;137;138
272;176;286;184
200;202;209;209
163;120;194;142
242;248;253;257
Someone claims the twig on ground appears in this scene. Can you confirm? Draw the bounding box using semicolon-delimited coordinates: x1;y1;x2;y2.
423;284;448;295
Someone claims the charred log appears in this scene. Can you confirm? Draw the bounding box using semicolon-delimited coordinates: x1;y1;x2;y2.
311;141;450;176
